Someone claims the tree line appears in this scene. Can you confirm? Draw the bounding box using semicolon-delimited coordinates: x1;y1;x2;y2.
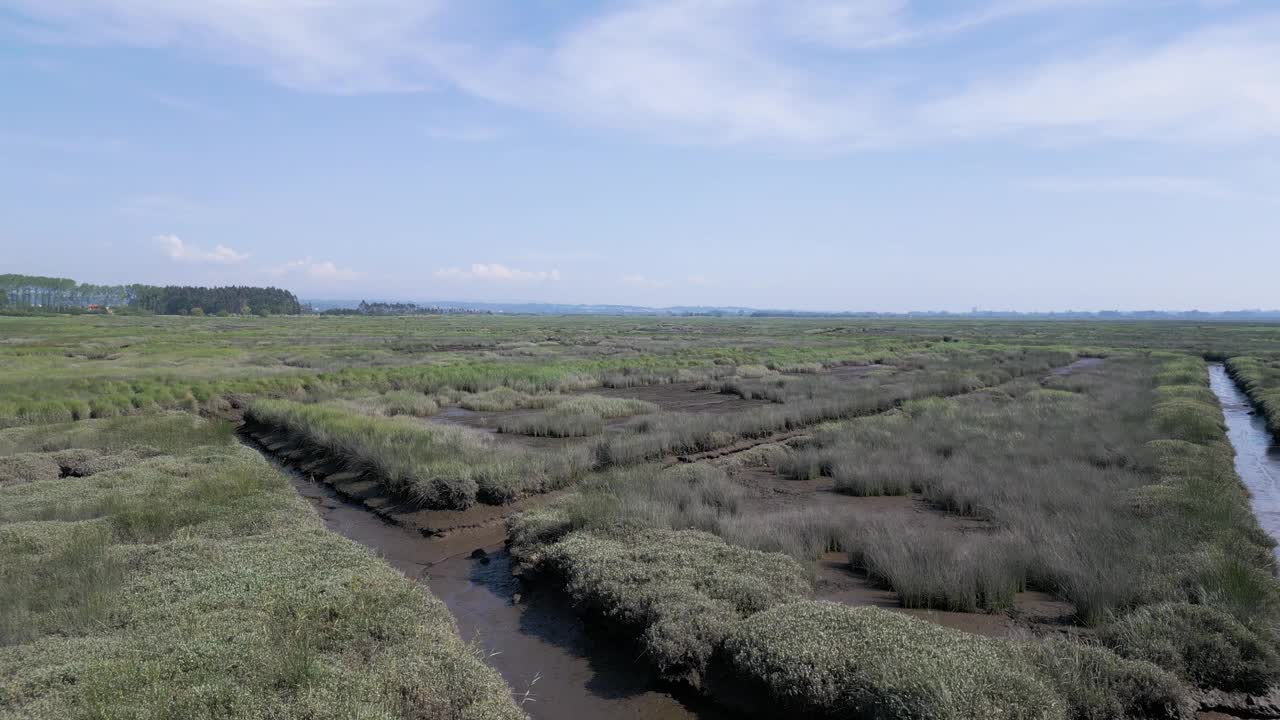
0;275;301;316
130;285;301;315
0;274;133;310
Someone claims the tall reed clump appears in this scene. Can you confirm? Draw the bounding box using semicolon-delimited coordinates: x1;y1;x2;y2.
508;463;850;566
497;407;604;437
246;399;589;508
766;350;1280;673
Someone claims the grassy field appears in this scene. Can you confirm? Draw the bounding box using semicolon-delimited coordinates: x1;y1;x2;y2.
5;314;1280;718
0;414;523;719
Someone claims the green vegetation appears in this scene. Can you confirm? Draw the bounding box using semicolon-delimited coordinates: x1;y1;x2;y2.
5;314;1280;717
497;407;605;437
594;348;1074;465
543;529;811;684
245;399;590;506
129;284;302;316
0;415;523;719
0;273;131;311
1099;603;1279;693
722;602;1191;720
1227;354;1280;434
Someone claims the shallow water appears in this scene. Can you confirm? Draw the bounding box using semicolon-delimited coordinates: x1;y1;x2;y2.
281;467;727;720
1209;364;1280;560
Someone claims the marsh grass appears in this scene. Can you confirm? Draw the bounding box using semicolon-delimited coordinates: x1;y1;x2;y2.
594;349;1074;465
509;463;850;565
542;528;811;683
0;521;124;645
1227;355;1280;435
723;602;1191;720
247;399;590;507
851;521;1027;612
0;415;524;719
497;408;605;437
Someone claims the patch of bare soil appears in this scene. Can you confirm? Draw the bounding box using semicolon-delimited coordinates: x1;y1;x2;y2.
818;363;893;381
426;407;592;450
1194;688;1280;719
1050;356;1105;377
591;382;764;414
720;464;1079;639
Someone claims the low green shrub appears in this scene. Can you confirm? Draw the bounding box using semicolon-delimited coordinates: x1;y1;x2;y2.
1099;603;1280;694
1022;639;1192;720
543;529;810;683
0;453;60;486
1152;397;1224;445
722;601;1063;720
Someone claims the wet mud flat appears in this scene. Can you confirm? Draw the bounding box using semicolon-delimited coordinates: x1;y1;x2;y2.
1050;356;1106;377
283;474;729;720
241;425;727;720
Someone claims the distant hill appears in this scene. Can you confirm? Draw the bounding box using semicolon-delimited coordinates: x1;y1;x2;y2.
302;298;1280;321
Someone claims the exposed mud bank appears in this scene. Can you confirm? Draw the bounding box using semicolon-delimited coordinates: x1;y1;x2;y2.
1209;364;1280;561
239;417;548;541
244;429;728;720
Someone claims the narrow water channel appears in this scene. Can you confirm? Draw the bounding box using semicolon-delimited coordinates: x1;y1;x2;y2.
1209;364;1280;560
278;461;728;720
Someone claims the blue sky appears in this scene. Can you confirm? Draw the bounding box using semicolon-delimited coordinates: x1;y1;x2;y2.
1;0;1277;311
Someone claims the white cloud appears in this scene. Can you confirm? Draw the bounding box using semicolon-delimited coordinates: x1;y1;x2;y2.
10;1;1280;147
269;257;363;281
923;19;1280;143
155;233;247;264
434;263;561;283
423;125;503;142
621;274;669;289
5;0;446;92
1024;175;1232;197
119;194;207;219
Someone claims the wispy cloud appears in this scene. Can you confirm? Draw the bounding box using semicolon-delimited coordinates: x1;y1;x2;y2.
269;257;363;282
923;18;1280;143
1024;175;1233;197
155;234;247;264
119;194;208;219
9;1;1278;147
4;0;446;93
621;274;669;289
423;124;504;142
434;263;561;282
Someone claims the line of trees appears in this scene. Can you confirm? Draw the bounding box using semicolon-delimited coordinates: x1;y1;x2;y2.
0;274;133;309
0;275;301;316
131;285;301;316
